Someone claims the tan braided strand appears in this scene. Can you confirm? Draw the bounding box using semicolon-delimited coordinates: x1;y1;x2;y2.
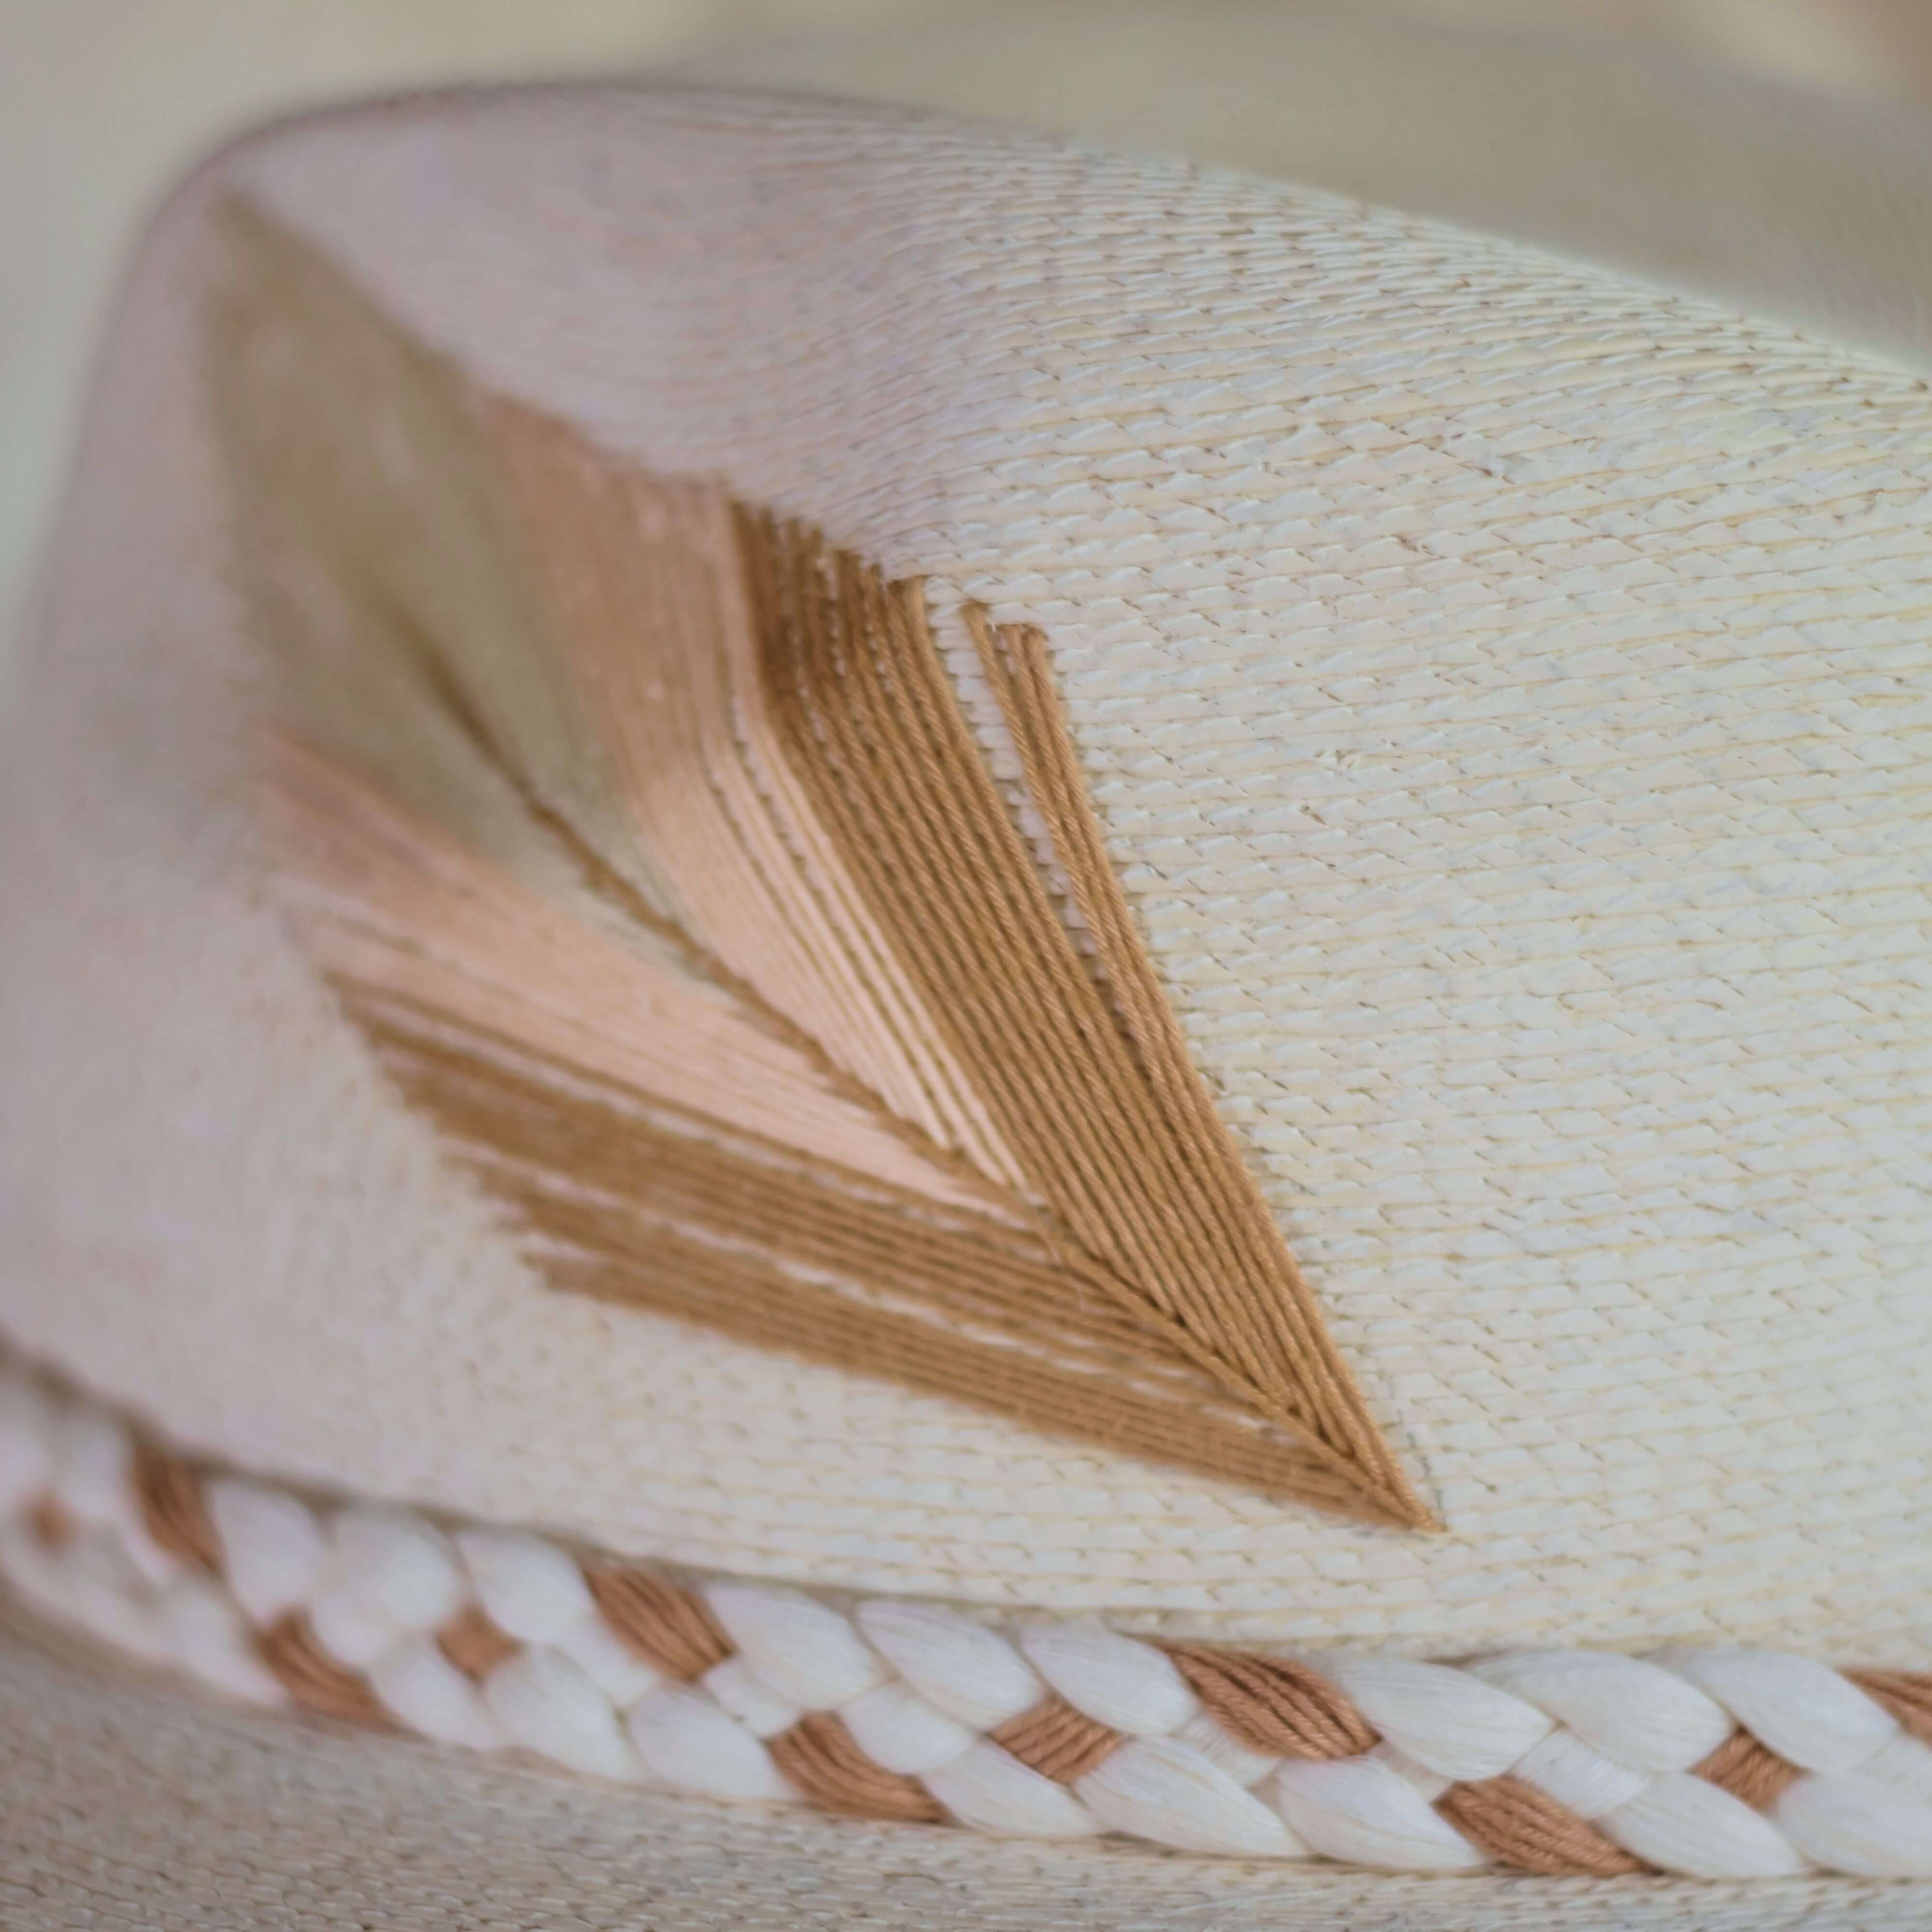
989;1693;1123;1783
1162;1639;1376;1759
768;1712;949;1823
256;1611;395;1730
435;1603;520;1682
1851;1670;1932;1746
1435;1777;1648;1877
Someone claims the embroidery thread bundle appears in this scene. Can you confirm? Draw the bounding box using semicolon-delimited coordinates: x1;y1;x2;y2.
212;198;1428;1528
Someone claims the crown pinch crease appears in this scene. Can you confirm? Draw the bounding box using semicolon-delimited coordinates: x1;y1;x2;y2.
213;195;1429;1527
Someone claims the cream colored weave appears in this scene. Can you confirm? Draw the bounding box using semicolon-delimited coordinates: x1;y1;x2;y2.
0;87;1927;1660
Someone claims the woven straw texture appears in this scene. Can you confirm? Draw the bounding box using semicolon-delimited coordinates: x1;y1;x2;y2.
5;1598;1928;1931
696;0;1932;376
1;83;1929;1666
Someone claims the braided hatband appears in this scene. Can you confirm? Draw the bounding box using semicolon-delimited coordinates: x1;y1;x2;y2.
2;1361;1928;1880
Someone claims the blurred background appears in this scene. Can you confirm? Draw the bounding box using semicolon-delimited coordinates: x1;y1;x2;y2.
7;0;1932;678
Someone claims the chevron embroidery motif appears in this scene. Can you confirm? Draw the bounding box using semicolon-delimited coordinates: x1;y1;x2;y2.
212;200;1430;1530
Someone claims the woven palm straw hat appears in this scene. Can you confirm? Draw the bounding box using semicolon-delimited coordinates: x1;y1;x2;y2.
3;8;1931;1927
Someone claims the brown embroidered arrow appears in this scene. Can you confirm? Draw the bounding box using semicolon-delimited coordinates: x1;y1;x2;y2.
212;198;1432;1528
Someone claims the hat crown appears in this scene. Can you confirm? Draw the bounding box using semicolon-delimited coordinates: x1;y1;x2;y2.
0;88;1928;1662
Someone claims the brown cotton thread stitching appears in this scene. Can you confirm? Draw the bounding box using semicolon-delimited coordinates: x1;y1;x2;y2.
504;726;1023;1235
358;991;1077;1302
1693;1730;1804;1808
766;538;1205;1305
328;973;1372;1503
271;739;987;1223
435;1603;520;1682
546;1232;1360;1508
256;1610;395;1729
583;1566;733;1680
1848;1669;1932;1747
858;568;1289;1360
970;612;1300;1331
492;414;1016;1190
314;400;1033;1243
219;201;1426;1525
990;1694;1124;1783
529;1191;1358;1507
1159;1640;1376;1759
746;517;1425;1525
966;612;1424;1521
1435;1776;1651;1876
342;991;1367;1506
767;1712;948;1823
221;203;1015;1246
769;527;1425;1520
130;1442;220;1572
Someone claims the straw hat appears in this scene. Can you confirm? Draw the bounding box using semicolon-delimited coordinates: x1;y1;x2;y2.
2;8;1929;1925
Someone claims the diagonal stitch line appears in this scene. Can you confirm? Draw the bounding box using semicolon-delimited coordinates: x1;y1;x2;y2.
498;427;996;1175
276;740;1003;1221
768;548;1240;1349
723;496;1017;1178
970;611;1420;1508
987;615;1375;1435
758;548;1372;1478
961;609;1281;1315
222;201;1427;1523
753;523;1420;1518
540;1216;1360;1503
353;979;1358;1403
772;533;1153;1200
345;1005;1353;1494
855;577;1338;1409
339;983;1367;1503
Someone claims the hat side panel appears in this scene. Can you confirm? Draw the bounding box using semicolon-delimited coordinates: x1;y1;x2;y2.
0;89;1925;1654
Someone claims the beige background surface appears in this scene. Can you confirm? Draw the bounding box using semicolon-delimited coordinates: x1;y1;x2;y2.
7;0;1932;696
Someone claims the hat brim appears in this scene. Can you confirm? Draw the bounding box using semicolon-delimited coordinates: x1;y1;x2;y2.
3;1599;1923;1932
